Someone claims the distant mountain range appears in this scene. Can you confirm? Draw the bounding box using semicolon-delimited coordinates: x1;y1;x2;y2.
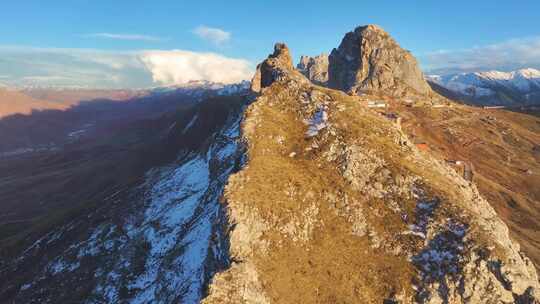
0;80;250;118
2;24;540;304
0;89;69;118
427;68;540;106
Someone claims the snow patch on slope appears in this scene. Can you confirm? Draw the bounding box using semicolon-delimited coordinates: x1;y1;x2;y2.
428;68;540;98
12;109;244;304
305;107;329;137
87;114;241;304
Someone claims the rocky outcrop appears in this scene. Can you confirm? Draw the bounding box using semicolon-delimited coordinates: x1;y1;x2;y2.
251;43;308;93
204;40;540;303
297;54;329;85
328;24;432;96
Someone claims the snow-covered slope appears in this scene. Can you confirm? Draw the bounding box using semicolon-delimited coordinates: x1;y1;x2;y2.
0;95;249;304
427;68;540;106
149;80;250;98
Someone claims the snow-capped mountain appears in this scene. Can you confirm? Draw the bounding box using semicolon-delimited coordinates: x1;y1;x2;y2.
149;80;250;97
427;68;540;106
2;24;540;304
4;80;250;104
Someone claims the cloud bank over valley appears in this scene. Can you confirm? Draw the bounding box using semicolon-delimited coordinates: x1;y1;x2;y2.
0;46;253;89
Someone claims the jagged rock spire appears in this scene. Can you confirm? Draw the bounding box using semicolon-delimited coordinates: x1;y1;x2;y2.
328;24;432;96
250;43;307;93
269;43;294;68
297;54;329;85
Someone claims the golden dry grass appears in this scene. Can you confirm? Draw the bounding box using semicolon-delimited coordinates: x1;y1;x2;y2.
221;83;506;303
395;102;540;270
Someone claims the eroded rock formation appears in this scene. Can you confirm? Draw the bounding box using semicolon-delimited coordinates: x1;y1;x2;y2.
328;24;432;96
297;54;329;85
250;43;307;93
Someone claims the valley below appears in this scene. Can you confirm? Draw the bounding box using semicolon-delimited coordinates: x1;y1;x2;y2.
0;24;539;304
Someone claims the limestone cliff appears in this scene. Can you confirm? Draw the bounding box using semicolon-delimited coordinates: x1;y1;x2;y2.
250;43;308;93
328;25;432;96
297;54;329;85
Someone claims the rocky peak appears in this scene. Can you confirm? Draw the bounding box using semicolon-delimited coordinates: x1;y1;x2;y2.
205;42;540;304
269;43;294;68
328;24;432;96
251;43;311;94
298;55;311;71
251;43;304;93
297;54;329;85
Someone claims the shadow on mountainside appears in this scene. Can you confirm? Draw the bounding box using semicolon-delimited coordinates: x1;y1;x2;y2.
0;92;247;263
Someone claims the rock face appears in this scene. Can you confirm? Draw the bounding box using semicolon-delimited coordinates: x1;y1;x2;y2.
204;40;540;303
297;54;329;85
251;43;307;93
328;24;432;96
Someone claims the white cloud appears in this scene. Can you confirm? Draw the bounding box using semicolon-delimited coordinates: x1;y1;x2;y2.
421;36;540;73
192;26;231;46
83;33;165;42
0;46;149;88
140;50;252;85
0;46;253;88
22;75;73;82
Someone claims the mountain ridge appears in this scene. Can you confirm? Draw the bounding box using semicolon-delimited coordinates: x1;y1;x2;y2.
0;81;250;119
1;24;539;304
427;68;540;106
0;88;69;118
203;26;539;303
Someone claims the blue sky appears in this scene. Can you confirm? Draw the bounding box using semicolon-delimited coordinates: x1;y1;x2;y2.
1;0;539;88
